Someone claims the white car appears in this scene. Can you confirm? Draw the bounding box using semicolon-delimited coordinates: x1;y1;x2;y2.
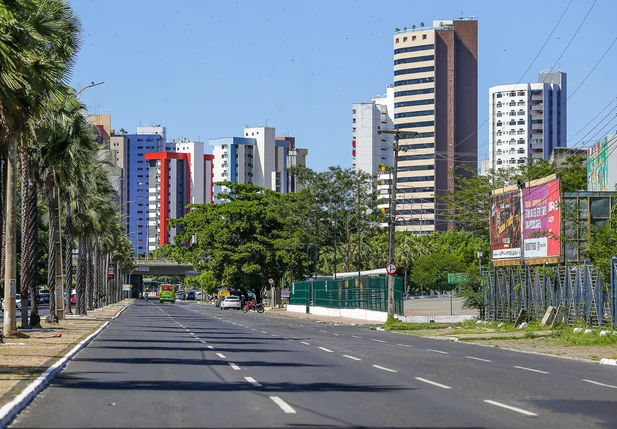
220;296;241;310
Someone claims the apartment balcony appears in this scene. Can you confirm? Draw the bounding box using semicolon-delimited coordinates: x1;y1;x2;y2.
531;123;544;130
531;93;543;101
530;109;543;117
531;103;544;111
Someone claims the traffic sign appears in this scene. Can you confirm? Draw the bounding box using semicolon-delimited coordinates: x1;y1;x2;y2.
386;263;398;275
268;278;274;285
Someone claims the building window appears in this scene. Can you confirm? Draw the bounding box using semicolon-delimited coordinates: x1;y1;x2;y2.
518;120;525;125
496;93;502;98
496;112;502;117
497;160;503;165
393;76;435;86
395;38;399;43
403;36;407;42
496;102;503;108
394;88;435;97
518;110;525;115
394;99;434;108
393;66;435;76
496;121;503;127
422;34;427;40
394;109;434;119
509;120;516;125
412;35;416;41
393;44;434;54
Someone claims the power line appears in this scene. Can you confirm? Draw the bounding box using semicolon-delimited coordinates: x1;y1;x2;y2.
567;35;617;101
451;0;574;152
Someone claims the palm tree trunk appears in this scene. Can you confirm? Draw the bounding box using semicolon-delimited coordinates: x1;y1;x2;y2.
0;150;6;298
76;236;87;315
94;238;101;308
3;138;18;336
87;238;94;310
64;195;73;315
45;189;59;324
20;150;39;328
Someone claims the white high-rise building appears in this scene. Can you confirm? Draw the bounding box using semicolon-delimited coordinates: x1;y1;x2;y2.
209;126;308;197
352;85;395;176
489;71;567;172
164;139;206;205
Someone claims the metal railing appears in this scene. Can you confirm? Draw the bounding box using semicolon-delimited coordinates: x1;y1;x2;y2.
486;264;617;327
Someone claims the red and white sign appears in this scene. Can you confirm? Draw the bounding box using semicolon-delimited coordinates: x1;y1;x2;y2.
268;278;274;285
386;263;398;275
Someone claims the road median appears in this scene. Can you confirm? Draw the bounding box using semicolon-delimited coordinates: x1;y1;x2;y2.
0;299;132;410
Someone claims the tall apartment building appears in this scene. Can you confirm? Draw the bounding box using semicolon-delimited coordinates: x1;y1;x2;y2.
393;19;478;233
488;71;567;172
88;113;111;148
124;127;167;255
352;86;395;176
144;143;214;251
209;126;308;197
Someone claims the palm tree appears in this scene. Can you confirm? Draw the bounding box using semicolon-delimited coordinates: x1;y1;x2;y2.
0;0;80;332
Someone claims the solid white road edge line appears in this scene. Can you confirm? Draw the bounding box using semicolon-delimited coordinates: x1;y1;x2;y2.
373;365;397;373
318;347;333;353
343;355;361;361
245;377;262;387
582;379;617;389
484;400;537;417
415;377;451;389
465;356;492;363
0;306;123;427
513;366;549;374
270;396;297;414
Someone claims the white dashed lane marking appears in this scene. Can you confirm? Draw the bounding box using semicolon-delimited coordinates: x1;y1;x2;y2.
372;365;397;373
318;347;333;353
343;355;361;361
513;366;549;374
370;339;386;343
229;363;241;371
582;379;617;389
415;377;451;389
270;396;296;414
484;400;537;417
245;377;262;387
466;356;492;363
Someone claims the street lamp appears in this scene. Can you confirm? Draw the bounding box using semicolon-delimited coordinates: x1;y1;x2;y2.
477;250;483;275
377;129;419;319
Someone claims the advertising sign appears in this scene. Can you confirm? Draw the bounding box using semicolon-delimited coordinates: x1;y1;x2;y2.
523;178;561;261
587;136;609;191
490;187;522;263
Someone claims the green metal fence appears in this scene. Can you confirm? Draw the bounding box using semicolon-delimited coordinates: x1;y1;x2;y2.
290;276;403;315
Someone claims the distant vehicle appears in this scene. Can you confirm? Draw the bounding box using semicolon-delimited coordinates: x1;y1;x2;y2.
160;284;176;304
194;291;203;300
40;293;50;304
16;294;21;310
185;291;196;301
221;295;241;310
70;293;77;305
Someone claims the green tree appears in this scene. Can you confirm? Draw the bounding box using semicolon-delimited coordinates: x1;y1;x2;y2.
410;250;464;293
588;204;617;281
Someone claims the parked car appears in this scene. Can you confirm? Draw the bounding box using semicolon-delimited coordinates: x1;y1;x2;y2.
70;293;77;305
39;293;50;304
185;291;196;301
220;295;241;310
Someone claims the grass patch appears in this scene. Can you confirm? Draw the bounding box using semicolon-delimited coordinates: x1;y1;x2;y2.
549;328;617;347
383;317;452;331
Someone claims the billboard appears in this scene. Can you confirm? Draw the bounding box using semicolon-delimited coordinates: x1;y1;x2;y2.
587;136;611;191
490;186;522;263
522;178;561;261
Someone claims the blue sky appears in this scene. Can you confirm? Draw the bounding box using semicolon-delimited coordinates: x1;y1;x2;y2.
70;0;617;172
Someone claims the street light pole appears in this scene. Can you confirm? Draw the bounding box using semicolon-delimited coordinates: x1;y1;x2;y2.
378;129;418;319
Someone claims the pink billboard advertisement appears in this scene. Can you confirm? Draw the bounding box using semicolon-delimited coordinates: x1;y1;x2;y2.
522;179;561;260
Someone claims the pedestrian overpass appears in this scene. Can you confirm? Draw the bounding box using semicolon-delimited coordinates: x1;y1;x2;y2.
128;259;198;298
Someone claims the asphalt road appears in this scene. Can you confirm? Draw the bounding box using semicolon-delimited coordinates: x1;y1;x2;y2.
10;300;617;428
0;304;49;322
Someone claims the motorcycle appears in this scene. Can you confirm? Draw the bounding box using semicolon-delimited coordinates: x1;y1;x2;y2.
243;301;265;313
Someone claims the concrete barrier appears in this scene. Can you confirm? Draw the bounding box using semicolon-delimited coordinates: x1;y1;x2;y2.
395;314;476;324
286;305;388;322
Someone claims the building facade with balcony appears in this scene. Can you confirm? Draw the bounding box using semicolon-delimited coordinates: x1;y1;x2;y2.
393;19;478;233
488;71;567;173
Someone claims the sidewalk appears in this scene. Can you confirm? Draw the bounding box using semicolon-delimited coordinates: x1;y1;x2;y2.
0;300;132;408
265;308;381;326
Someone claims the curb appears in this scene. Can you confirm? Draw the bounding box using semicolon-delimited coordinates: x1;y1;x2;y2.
0;304;128;427
600;358;617;366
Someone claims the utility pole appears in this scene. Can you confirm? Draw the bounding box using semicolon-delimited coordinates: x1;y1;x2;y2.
3;138;18;337
378;130;418;319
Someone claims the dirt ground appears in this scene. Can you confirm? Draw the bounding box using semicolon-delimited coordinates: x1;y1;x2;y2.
0;300;132;407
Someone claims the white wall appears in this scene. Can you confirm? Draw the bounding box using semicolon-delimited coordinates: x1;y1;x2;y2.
247;126;276;189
